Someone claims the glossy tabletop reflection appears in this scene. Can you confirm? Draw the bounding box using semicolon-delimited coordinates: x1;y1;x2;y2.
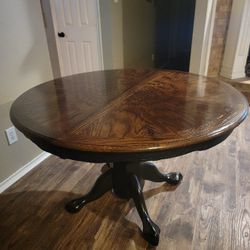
10;69;249;246
11;69;248;158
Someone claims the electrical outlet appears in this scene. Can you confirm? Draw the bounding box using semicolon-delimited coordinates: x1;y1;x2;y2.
5;126;18;145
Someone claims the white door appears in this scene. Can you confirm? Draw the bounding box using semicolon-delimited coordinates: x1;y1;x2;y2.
50;0;103;76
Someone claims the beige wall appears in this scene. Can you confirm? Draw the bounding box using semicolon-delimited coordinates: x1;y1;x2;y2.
0;0;53;183
99;0;124;69
123;0;155;68
100;0;154;69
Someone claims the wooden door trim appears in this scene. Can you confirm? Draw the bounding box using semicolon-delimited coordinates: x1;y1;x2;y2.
48;0;64;76
40;0;62;78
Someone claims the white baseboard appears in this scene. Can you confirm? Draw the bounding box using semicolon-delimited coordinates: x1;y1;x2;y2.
0;152;51;193
221;66;246;79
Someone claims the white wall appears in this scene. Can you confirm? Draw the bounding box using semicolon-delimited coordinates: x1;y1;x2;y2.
0;0;53;183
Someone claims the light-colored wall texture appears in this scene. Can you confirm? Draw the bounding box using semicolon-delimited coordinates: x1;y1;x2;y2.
99;0;124;69
123;0;155;68
0;0;53;183
100;0;154;70
207;0;233;77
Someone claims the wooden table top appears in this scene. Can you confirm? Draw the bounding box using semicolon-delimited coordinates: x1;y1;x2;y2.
10;69;249;162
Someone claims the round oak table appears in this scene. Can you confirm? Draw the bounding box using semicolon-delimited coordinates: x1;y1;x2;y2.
10;69;248;246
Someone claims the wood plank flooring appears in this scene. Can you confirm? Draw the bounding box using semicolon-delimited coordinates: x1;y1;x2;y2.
221;77;250;104
1;112;250;249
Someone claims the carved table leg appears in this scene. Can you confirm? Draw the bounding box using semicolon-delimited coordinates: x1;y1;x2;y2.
127;162;183;185
130;174;160;246
65;161;182;245
65;168;113;213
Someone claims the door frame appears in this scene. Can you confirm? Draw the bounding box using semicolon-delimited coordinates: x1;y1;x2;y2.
40;0;104;78
221;0;250;79
42;0;216;77
189;0;217;76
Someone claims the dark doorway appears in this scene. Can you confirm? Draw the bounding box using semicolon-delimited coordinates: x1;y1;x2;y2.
154;0;196;71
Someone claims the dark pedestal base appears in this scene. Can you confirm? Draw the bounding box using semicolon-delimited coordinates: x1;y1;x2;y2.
65;162;183;246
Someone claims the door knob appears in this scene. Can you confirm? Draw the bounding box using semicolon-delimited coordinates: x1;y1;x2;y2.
58;32;65;38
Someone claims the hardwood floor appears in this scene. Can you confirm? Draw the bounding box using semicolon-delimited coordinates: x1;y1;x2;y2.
220;77;250;104
1;113;250;249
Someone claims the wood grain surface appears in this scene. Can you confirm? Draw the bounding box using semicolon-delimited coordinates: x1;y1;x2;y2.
10;69;248;161
1;109;250;250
